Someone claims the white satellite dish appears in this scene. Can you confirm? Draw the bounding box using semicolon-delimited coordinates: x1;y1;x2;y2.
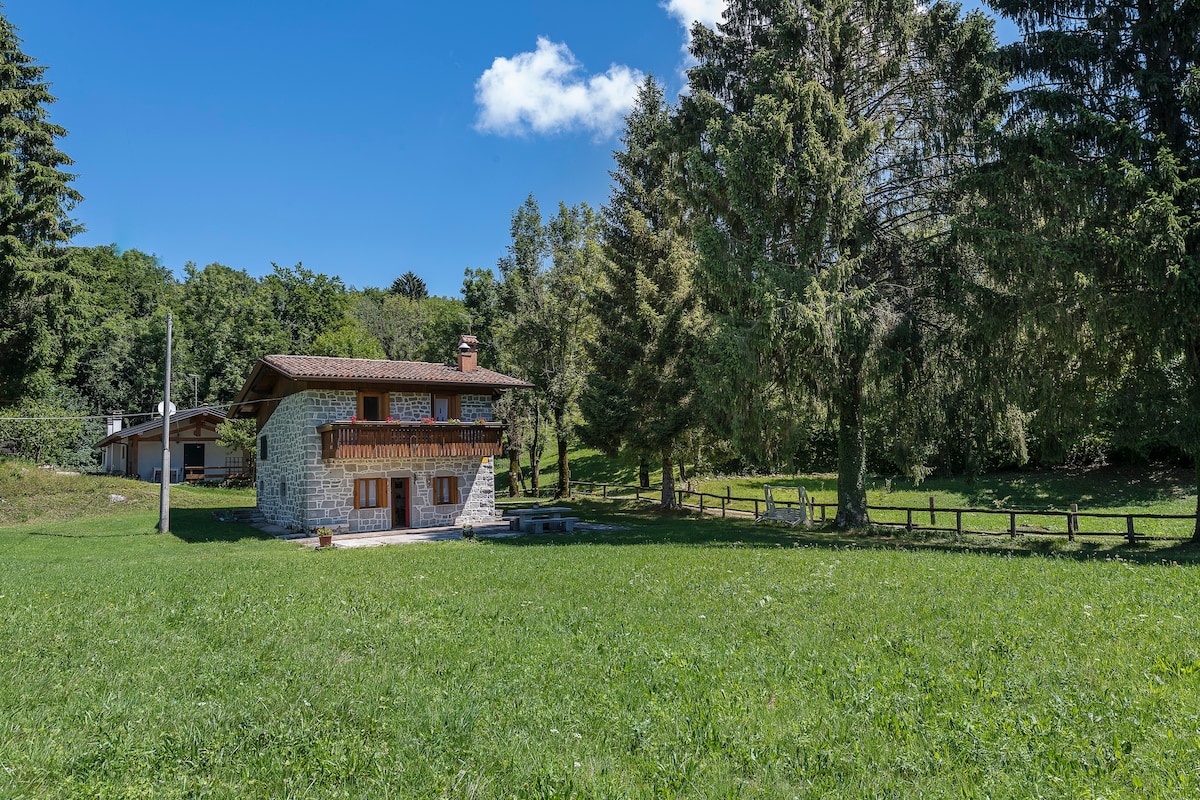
156;401;177;417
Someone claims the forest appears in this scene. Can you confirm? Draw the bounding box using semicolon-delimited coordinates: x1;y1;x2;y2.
0;1;1196;532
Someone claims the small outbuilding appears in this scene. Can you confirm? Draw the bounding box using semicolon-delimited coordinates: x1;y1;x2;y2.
96;406;250;483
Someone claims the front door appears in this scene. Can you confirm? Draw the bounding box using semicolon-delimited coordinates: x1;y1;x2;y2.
184;443;205;480
392;477;409;528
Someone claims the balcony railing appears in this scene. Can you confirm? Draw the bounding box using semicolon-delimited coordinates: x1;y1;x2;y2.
318;421;504;460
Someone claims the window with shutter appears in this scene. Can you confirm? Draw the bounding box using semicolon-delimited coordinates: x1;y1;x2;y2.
354;478;388;509
432;476;458;505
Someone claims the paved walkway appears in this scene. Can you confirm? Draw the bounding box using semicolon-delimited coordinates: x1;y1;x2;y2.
295;521;518;549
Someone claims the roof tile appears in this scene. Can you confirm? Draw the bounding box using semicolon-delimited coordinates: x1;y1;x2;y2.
260;354;531;388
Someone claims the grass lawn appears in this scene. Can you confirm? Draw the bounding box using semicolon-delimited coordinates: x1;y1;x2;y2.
2;463;1200;797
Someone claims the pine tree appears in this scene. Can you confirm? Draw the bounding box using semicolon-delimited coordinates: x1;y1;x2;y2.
977;0;1200;536
678;0;998;525
0;11;83;405
581;77;698;508
389;270;429;301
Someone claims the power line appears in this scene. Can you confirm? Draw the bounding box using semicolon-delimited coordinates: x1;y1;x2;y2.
0;397;274;423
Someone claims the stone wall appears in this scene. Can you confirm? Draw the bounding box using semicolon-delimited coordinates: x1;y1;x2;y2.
389;392;430;421
461;394;494;423
256;388;497;533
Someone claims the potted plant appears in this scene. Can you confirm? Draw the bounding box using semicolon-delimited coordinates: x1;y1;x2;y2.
461;523;475;540
314;527;334;548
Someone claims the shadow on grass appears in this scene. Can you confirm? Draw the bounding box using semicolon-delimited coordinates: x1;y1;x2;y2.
487;499;1200;566
169;508;276;544
914;465;1194;510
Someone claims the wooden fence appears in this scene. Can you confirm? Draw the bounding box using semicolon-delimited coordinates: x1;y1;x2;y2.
564;480;1199;543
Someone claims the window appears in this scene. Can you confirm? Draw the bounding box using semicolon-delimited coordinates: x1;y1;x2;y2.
354;478;388;509
357;392;389;421
431;393;460;422
259;435;268;461
432;476;458;506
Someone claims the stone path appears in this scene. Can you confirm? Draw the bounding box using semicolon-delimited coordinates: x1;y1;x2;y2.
293;521;623;549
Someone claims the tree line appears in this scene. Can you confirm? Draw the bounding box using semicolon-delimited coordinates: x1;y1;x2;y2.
0;1;1196;534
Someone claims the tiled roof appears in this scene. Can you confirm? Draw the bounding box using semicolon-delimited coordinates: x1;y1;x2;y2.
260;354;531;388
95;406;227;447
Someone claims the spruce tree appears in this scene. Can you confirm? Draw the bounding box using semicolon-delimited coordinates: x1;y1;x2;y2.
977;0;1200;536
581;77;698;509
0;11;83;405
678;0;998;525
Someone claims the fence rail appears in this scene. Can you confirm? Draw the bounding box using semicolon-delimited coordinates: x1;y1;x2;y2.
564;480;1199;543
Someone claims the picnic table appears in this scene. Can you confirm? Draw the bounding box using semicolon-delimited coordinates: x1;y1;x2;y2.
502;506;579;534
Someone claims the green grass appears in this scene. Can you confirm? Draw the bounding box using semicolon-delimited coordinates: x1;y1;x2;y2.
554;465;1198;540
2;463;1200;797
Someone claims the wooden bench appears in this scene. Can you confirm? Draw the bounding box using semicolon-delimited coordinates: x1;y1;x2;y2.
526;516;579;534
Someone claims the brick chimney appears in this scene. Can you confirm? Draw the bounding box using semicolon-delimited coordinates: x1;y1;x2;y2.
457;335;478;372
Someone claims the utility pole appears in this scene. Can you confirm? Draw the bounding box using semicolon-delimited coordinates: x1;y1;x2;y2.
159;313;172;533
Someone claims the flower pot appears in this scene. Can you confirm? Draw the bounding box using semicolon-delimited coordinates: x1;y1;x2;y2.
318;533;333;548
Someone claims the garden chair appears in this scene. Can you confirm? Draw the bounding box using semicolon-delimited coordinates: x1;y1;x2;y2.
755;484;810;527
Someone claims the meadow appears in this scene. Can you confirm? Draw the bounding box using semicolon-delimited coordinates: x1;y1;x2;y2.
1;460;1199;798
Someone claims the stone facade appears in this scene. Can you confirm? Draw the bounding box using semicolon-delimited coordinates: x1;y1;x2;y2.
256;389;499;533
461;394;493;423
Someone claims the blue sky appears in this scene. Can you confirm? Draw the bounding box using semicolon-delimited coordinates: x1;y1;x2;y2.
9;1;1015;298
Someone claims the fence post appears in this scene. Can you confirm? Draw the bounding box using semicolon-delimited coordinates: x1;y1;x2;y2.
603;483;608;499
700;493;705;514
1126;515;1136;545
754;499;759;517
1068;503;1077;541
821;503;827;523
726;485;731;499
1009;512;1017;537
721;496;726;518
906;509;913;531
636;486;640;502
955;510;962;535
678;489;683;507
929;496;936;526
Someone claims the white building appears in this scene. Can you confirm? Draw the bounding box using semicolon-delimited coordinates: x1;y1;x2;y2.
95;406;249;482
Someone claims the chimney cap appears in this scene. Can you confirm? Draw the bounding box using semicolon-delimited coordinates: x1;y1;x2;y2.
458;342;471;352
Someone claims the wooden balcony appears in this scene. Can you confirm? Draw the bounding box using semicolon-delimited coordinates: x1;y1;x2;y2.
317;421;504;460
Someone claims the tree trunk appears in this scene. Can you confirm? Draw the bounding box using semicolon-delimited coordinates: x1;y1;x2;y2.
528;399;543;496
661;451;677;509
638;456;650;489
555;425;570;498
507;443;524;497
678;457;685;484
1192;456;1199;543
835;355;869;528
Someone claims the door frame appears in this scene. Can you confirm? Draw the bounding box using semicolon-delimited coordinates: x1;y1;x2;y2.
391;477;411;529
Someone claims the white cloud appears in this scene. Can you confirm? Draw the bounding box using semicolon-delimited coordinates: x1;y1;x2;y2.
474;38;644;138
662;0;727;31
662;0;727;85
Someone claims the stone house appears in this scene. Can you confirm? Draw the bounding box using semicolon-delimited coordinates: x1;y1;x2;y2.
227;337;530;534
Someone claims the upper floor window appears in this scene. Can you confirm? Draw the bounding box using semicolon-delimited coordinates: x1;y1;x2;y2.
432;393;460;422
358;392;389;421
